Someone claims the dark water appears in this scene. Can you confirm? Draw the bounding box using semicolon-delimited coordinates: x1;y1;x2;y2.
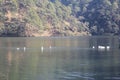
0;36;120;80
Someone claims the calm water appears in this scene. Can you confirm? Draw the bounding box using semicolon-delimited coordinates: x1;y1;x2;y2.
0;36;120;80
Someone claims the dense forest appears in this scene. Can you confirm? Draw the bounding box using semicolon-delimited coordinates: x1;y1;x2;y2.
0;0;120;36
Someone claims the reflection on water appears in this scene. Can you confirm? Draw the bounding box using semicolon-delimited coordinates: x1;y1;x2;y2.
0;36;120;80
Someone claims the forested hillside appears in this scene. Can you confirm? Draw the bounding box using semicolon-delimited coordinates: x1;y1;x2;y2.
61;0;120;35
0;0;120;36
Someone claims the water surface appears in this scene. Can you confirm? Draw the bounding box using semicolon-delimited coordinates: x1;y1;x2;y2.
0;36;120;80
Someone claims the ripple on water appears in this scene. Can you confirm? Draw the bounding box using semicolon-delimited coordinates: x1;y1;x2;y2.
0;73;7;80
104;77;120;80
58;70;95;80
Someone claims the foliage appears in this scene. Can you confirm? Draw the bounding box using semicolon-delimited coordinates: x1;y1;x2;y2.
0;0;89;36
62;0;120;35
1;0;120;36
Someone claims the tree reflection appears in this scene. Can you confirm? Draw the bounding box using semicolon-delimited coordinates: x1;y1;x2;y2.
0;37;120;80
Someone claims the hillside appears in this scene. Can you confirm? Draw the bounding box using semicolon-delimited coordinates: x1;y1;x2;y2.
0;0;120;37
62;0;120;35
0;0;90;37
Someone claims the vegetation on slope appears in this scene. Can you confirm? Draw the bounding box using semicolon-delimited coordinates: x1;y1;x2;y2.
0;0;120;36
61;0;120;35
0;0;90;36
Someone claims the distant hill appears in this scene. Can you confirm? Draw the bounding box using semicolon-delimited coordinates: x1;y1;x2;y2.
0;0;120;36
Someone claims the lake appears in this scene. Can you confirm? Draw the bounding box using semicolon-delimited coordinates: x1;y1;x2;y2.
0;36;120;80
